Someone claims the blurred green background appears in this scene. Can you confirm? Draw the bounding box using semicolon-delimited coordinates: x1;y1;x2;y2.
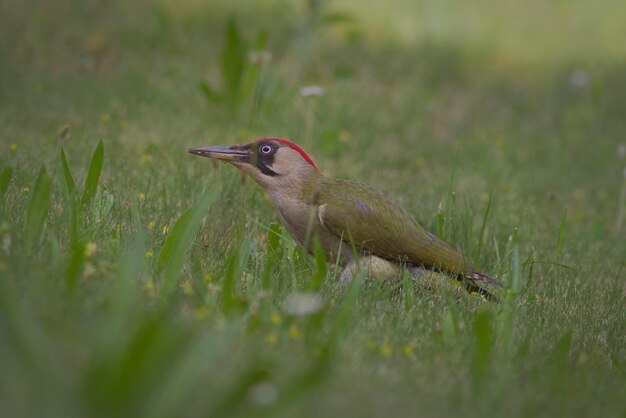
0;0;625;417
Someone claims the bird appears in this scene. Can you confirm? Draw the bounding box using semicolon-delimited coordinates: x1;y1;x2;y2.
189;137;502;299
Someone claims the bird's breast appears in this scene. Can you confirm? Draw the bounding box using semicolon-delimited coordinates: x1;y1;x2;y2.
266;191;350;263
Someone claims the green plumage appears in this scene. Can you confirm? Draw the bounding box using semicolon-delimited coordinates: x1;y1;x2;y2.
304;177;473;275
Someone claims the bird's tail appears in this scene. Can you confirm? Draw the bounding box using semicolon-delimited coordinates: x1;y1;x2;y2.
467;271;503;288
462;271;503;302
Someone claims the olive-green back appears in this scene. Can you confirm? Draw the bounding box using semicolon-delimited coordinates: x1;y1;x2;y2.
310;177;471;275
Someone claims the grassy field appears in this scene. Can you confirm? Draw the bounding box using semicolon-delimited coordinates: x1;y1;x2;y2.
1;0;625;417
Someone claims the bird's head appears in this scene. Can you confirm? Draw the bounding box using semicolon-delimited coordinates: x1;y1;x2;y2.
189;138;320;190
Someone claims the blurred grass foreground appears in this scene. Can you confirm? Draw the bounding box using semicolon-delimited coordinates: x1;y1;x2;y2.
0;0;625;417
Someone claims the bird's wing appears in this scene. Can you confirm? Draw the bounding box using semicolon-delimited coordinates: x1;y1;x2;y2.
314;179;471;275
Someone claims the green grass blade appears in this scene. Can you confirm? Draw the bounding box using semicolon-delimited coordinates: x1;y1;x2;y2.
441;309;457;345
267;222;282;252
24;166;53;250
144;328;238;418
510;244;522;294
401;270;415;310
222;237;252;315
83;316;194;416
57;147;80;242
221;16;247;99
262;222;283;289
59;146;77;197
308;237;328;291
472;309;491;392
556;206;567;259
157;186;218;296
199;81;221;103
87;202;146;358
65;241;85;290
328;270;363;346
0;165;12;203
112;201;148;296
436;202;445;239
476;189;493;261
463;196;473;258
499;244;522;355
82;140;104;205
438;163;457;240
548;331;572;392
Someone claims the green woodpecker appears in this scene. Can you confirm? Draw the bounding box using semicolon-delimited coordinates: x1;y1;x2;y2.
189;138;502;298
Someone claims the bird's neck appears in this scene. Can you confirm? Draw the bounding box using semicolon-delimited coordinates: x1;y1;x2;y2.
263;166;322;199
261;170;323;249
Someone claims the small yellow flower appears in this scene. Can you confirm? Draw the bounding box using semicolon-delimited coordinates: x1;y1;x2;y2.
99;113;111;123
195;307;208;320
414;154;426;169
470;291;479;297
270;313;282;325
181;280;194;295
145;250;154;257
147;220;156;230
202;273;213;282
162;225;169;234
288;325;300;340
403;345;414;357
138;192;146;202
139;154;153;165
264;332;278;345
22;187;30;193
10;143;17;152
84;241;97;257
338;130;351;142
144;280;155;291
379;344;392;357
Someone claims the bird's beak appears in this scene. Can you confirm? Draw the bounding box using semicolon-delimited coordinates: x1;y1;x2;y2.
188;145;249;163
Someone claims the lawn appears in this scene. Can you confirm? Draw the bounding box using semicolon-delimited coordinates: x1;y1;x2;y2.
0;0;624;417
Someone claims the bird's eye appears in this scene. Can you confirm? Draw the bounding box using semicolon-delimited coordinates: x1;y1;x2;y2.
260;145;272;154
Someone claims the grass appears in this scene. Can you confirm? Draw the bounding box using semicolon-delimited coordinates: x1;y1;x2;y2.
1;0;625;417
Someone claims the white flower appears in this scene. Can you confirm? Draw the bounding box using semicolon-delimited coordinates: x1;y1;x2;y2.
249;382;278;406
299;85;324;97
281;291;324;316
569;69;589;88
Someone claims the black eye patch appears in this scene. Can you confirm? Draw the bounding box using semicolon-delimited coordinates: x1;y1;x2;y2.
254;141;279;176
